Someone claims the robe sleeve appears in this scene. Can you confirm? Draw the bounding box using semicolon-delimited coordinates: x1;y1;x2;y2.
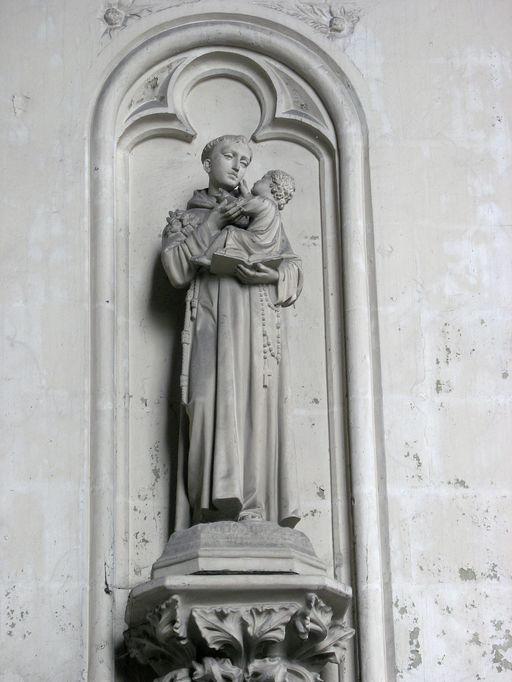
275;258;304;307
274;226;304;307
161;213;221;288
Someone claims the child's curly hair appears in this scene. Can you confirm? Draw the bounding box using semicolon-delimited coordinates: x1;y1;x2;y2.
267;170;296;210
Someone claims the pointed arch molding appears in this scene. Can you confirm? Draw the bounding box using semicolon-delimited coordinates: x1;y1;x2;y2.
87;14;395;681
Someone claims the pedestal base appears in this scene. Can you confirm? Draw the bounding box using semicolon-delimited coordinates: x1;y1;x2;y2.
124;523;354;682
151;521;326;577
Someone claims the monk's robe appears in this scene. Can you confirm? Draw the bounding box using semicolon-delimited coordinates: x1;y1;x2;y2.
161;189;303;529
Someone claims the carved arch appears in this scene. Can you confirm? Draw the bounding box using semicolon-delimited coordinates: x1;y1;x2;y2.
88;15;394;682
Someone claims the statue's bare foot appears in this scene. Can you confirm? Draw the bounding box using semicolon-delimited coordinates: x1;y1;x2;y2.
237;510;264;522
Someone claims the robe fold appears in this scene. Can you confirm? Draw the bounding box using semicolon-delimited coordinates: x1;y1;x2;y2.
161;189;303;529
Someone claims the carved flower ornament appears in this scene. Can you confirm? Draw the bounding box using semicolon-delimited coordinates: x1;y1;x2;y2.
163;210;202;239
259;2;360;40
328;3;360;36
99;0;151;38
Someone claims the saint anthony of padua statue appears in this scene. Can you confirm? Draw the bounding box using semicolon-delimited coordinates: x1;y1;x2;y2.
162;135;303;529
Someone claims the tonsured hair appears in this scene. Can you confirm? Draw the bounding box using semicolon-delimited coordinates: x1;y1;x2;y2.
201;135;252;163
267;170;296;210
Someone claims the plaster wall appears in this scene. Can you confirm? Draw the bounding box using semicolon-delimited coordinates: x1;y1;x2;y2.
1;1;510;680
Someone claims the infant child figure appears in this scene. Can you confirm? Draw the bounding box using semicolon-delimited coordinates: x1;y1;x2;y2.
194;169;296;269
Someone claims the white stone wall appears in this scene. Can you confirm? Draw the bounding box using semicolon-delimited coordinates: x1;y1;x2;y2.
348;3;512;679
1;1;510;680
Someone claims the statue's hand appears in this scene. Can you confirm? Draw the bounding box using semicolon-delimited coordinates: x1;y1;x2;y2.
239;179;252;198
235;263;279;285
210;198;247;229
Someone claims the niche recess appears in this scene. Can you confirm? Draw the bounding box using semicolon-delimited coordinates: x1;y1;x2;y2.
89;15;394;682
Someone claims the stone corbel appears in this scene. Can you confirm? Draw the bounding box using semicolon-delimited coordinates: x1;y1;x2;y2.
125;591;354;682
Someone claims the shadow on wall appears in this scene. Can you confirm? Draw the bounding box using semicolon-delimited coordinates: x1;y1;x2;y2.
148;251;186;537
116;639;155;681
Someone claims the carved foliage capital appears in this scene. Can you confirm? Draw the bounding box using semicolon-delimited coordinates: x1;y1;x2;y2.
125;593;354;682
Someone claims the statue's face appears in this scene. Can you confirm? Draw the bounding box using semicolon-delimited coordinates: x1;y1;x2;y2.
204;140;252;191
252;173;273;198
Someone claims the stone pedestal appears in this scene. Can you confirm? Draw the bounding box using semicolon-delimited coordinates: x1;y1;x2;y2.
151;521;326;577
124;522;353;681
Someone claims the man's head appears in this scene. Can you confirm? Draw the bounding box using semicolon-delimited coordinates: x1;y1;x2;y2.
201;135;252;192
252;170;296;210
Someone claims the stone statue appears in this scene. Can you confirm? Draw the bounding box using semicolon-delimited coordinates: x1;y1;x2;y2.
161;135;303;529
126;138;354;681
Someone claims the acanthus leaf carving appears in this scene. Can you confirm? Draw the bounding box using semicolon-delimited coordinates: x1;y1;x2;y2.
191;608;245;659
192;657;244;682
285;662;322;682
289;594;354;670
124;596;195;675
242;605;294;653
147;595;188;642
124;593;353;681
291;620;355;670
292;592;332;641
124;623;176;670
156;669;194;682
245;658;288;682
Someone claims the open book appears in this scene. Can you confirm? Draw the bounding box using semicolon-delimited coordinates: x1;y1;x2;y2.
209;250;284;277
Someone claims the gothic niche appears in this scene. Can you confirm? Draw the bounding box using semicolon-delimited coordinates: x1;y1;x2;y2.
113;47;354;681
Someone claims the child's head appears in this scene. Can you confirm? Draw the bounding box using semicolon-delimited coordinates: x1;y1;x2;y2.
252;170;296;210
